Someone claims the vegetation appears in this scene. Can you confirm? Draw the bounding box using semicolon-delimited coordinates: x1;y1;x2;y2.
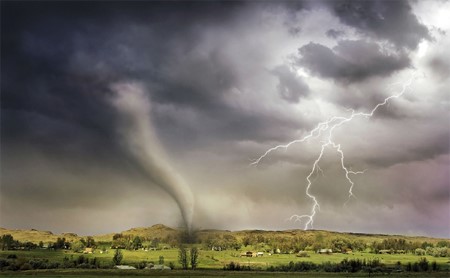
112;249;123;265
0;224;449;275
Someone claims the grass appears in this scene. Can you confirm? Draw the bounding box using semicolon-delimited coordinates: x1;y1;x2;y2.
1;248;450;269
1;269;450;277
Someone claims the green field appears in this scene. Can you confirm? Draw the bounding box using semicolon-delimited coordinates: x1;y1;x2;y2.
1;225;449;276
1;248;449;269
1;269;450;278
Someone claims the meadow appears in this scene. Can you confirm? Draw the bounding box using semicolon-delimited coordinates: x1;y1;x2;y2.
1;247;449;269
1;224;449;276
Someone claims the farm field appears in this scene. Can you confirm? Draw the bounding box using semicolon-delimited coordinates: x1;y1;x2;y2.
1;225;449;276
1;248;449;269
1;269;450;278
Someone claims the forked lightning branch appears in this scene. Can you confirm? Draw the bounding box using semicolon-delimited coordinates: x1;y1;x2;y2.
251;76;416;230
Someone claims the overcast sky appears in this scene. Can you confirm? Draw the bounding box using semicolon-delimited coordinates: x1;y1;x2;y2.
1;0;449;237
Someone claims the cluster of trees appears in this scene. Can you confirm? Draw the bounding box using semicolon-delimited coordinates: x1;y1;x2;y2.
266;257;438;273
0;254;103;271
405;258;439;272
1;234;39;251
267;258;386;273
415;247;449;257
111;234;162;250
0;234;102;252
204;234;240;251
112;234;139;250
223;261;252;271
48;237;71;250
178;246;198;270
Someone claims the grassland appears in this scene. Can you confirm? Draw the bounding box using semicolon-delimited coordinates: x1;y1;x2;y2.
1;225;449;276
1;248;449;269
1;269;450;278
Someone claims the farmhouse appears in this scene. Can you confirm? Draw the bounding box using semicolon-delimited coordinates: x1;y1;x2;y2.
318;249;333;254
240;251;256;257
83;248;93;254
256;252;264;257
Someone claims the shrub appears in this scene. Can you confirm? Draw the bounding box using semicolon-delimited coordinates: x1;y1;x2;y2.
20;262;32;270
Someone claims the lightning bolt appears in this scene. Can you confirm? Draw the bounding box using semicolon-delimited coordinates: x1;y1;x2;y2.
251;76;416;230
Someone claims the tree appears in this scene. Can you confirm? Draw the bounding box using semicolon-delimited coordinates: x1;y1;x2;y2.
190;247;199;270
38;241;44;248
437;241;449;248
1;234;14;250
86;236;96;248
132;236;142;250
71;240;86;253
159;255;164;265
113;233;123;241
151;238;160;249
113;249;123;265
54;237;68;249
178;246;188;270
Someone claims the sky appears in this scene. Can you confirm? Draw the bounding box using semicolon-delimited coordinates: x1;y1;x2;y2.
1;0;449;238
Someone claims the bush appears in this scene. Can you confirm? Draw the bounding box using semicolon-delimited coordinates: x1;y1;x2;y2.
19;262;32;270
418;257;429;271
296;251;309;257
223;261;251;271
415;248;426;256
135;261;147;269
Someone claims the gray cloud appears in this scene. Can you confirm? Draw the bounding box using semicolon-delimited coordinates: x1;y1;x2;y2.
326;29;346;39
328;0;431;49
271;65;310;103
298;40;411;83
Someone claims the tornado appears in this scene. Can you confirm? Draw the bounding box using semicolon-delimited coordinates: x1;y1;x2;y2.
110;82;194;231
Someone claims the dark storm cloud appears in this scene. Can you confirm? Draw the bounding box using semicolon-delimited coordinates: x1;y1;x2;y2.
297;40;410;83
1;0;307;216
327;0;431;49
0;0;300;154
325;29;345;39
271;65;310;103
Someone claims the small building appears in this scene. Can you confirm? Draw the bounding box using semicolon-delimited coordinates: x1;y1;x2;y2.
115;265;136;270
318;249;333;254
150;264;171;270
256;252;264;257
83;248;93;254
240;251;256;257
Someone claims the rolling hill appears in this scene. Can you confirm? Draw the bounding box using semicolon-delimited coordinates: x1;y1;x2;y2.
0;225;448;246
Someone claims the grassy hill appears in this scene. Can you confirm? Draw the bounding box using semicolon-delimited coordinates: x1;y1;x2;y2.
0;224;448;246
0;227;79;243
93;224;179;242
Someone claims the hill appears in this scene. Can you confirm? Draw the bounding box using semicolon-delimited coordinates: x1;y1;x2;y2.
0;225;448;246
0;227;79;243
93;224;179;242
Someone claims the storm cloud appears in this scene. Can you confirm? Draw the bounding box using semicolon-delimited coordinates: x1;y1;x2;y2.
327;0;431;49
1;1;449;237
298;40;411;83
